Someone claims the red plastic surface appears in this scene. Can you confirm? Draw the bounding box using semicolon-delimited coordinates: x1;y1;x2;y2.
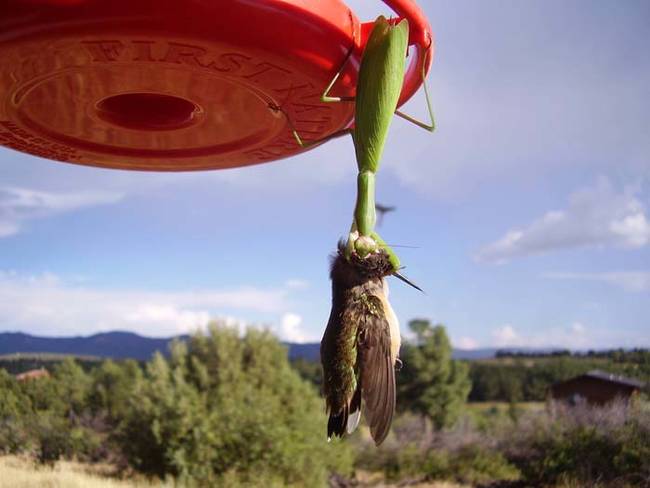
0;0;433;171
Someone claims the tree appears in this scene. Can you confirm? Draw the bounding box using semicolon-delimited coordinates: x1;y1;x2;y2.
53;358;91;418
89;359;142;421
119;322;352;486
398;320;471;430
0;369;32;454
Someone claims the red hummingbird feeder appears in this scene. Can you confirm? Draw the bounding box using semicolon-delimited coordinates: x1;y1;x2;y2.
0;0;432;171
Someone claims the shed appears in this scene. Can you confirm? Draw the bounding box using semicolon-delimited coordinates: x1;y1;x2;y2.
15;367;50;382
549;370;644;406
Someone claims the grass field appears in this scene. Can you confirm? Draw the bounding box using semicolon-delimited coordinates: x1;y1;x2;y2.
0;456;470;488
0;456;168;488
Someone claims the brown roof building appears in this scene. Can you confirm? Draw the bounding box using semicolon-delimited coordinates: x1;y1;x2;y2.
549;370;644;407
15;367;50;382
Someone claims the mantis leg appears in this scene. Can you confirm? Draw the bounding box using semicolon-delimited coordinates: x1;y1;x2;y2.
370;231;400;271
355;170;376;237
291;127;352;149
351;170;381;258
394;64;435;132
371;231;423;291
285;46;357;147
321;47;356;103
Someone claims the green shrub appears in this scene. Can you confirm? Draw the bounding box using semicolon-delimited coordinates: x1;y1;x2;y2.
0;418;30;455
356;438;518;485
507;406;650;486
445;445;518;485
0;370;32;454
33;413;74;465
118;324;353;486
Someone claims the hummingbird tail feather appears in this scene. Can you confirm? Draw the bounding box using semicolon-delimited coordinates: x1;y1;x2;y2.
327;405;348;440
346;386;362;434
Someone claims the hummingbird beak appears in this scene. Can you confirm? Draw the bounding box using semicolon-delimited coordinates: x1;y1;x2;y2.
392;271;424;293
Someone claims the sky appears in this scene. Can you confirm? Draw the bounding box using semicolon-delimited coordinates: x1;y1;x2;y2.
1;0;649;349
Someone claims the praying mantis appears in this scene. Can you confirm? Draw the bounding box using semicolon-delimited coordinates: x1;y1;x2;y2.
291;15;434;277
290;15;436;445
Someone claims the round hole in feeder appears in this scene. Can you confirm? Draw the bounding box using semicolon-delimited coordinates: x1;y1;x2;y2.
96;93;200;131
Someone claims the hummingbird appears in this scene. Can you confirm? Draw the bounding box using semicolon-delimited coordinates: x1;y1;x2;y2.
375;203;396;227
320;242;420;446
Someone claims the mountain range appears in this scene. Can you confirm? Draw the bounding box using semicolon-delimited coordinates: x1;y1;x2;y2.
0;331;511;362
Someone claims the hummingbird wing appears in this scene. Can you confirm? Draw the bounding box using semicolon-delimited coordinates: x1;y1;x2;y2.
356;294;396;446
321;292;360;441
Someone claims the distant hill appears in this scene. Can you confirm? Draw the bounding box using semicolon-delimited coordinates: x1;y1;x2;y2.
286;342;320;361
452;348;500;360
0;331;177;361
0;331;504;362
0;331;325;362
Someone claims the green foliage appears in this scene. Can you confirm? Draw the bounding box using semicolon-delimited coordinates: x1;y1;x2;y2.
0;369;30;420
357;440;518;485
398;320;471;429
0;369;31;454
1;358;117;464
32;412;75;465
290;357;322;390
357;401;650;486
431;446;519;485
0;353;100;375
510;416;650;486
0;331;352;484
53;357;92;417
469;354;650;402
88;359;142;420
119;324;352;486
2;328;647;486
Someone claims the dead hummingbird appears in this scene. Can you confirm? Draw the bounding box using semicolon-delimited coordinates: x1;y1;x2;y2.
320;243;420;446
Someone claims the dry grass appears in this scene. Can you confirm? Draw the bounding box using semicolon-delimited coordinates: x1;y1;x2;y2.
353;471;469;487
0;456;169;488
466;401;545;412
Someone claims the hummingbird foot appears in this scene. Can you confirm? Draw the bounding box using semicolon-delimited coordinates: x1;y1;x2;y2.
395;357;403;371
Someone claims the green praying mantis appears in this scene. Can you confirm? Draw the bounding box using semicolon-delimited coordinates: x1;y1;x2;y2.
291;15;434;276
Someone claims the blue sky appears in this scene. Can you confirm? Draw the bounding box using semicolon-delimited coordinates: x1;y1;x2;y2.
1;0;649;349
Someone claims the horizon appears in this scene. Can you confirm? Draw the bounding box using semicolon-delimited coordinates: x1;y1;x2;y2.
1;329;649;355
1;0;649;350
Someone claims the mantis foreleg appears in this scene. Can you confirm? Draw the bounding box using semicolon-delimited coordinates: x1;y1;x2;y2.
351;170;379;257
370;231;400;271
321;47;356;103
291;127;351;149
354;171;376;236
394;64;435;131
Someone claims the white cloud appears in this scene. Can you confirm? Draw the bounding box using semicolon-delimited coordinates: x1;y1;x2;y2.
487;321;646;350
278;313;309;343
125;305;211;334
284;279;309;290
571;322;586;334
0;271;290;337
475;178;650;263
491;324;520;347
0;187;124;237
0;221;19;238
455;336;479;350
544;271;650;293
